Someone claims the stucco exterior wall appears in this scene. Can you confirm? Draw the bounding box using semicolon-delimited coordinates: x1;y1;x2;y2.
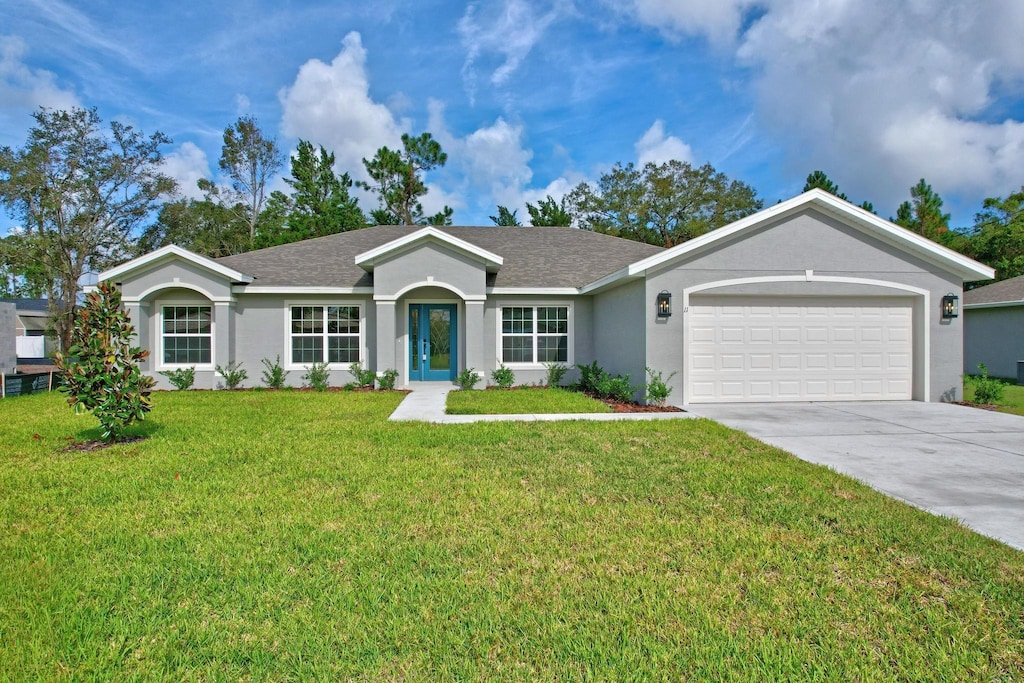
644;208;965;403
592;279;646;400
373;242;487;300
964;306;1024;379
0;303;16;375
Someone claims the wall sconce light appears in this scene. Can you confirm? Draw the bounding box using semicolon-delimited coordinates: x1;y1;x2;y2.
657;290;672;318
941;293;958;319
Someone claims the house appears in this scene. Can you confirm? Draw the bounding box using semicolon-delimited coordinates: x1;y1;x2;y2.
0;298;56;359
94;189;994;403
0;302;15;375
963;273;1024;381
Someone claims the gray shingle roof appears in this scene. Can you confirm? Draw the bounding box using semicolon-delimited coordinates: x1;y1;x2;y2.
965;274;1024;306
0;298;49;313
215;226;663;289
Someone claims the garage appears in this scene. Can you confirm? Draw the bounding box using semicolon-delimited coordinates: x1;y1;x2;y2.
687;295;914;403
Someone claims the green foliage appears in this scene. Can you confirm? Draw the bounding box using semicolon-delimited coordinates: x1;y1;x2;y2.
490;364;515;389
137;195;250;258
349;362;377;388
544;362;569;387
526;194;573;226
456;368;482;390
575;360;607;395
575;360;635;402
260;356;288;389
966;364;1006;406
446;387;611;414
645;367;678;406
894;179;950;242
52;281;155;442
215;361;247;390
803;171;875;213
489;205;521;226
0;107;175;351
302;361;331;391
377;368;399;391
160;367;196;391
358;132;453;225
965;187;1024;282
567;160;762;247
218;116;284;246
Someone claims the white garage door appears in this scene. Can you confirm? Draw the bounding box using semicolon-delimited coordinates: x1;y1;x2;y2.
688;296;913;403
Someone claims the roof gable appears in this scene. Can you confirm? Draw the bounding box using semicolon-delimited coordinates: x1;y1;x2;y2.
355;227;504;271
99;245;254;285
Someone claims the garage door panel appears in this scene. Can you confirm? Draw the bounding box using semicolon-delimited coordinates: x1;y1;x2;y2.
688;296;913;403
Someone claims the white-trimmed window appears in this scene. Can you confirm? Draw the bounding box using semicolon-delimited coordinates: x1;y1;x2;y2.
162;305;212;365
290;305;360;365
500;305;569;364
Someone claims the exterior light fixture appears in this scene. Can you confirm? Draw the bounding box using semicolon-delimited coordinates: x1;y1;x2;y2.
941;293;958;319
657;290;672;318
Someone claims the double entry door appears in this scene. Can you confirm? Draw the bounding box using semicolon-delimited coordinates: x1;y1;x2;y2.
409;304;457;381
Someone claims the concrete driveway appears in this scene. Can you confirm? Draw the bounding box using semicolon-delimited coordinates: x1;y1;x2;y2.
689;401;1024;551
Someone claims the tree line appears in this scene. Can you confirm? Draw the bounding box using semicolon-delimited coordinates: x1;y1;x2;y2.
2;105;1022;351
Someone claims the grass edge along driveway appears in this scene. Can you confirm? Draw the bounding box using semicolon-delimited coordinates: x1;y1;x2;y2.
1;391;1021;680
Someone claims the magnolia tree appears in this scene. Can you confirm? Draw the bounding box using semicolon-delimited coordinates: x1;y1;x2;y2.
54;281;154;443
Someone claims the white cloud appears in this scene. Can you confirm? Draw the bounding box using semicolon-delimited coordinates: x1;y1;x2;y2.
635;120;693;165
278;31;407;182
0;35;80;133
162;142;211;200
234;93;250;114
617;0;760;45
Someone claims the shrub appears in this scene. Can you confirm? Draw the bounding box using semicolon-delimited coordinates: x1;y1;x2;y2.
302;361;331;391
544;362;568;387
260;356;288;389
215;361;247;390
575;361;608;395
377;368;399;391
966;363;1006;405
645;367;678;406
491;364;515;389
349;361;377;388
53;281;155;443
160;366;196;391
456;368;481;390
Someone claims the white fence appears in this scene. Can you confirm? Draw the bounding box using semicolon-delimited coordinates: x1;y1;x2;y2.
16;336;45;358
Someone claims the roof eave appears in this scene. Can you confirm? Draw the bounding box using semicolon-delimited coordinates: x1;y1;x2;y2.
354;227;504;272
98;245;254;284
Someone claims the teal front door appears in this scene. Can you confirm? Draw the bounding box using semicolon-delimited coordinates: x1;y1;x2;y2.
409;304;457;381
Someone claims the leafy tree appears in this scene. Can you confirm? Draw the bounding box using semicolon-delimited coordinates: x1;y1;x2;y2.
138;188;249;258
359;132;453;226
803;170;875;213
894;179;950;241
0;107;175;351
965;188;1024;282
254;140;365;248
567;161;762;247
218;116;283;247
526;195;573;226
0;234;47;297
54;281;155;443
489;205;521;226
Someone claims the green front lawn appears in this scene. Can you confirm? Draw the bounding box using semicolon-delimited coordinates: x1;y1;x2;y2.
446;386;611;414
965;381;1024;416
1;391;1022;680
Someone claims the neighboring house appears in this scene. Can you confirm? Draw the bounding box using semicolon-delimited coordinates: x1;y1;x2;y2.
94;189;993;403
0;298;56;359
0;302;15;375
963;274;1024;380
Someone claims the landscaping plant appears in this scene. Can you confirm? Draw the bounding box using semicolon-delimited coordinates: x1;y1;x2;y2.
575;360;608;395
490;364;515;389
349;362;377;388
544;362;568;387
215;361;247;390
53;281;155;443
645;367;678;406
456;368;481;390
302;361;331;391
377;368;399;391
966;363;1006;405
260;356;288;389
160;366;196;391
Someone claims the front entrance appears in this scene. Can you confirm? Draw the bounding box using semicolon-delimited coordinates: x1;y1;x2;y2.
409;304;457;381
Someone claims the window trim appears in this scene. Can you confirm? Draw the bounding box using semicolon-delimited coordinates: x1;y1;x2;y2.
157;300;215;370
495;301;574;368
284;300;366;371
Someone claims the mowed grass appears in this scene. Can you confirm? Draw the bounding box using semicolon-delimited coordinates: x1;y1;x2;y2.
965;381;1024;416
1;392;1023;680
446;387;611;414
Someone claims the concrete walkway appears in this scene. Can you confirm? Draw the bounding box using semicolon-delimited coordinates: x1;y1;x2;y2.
690;401;1024;550
388;382;696;423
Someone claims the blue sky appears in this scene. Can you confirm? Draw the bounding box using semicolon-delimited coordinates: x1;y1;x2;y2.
2;0;1024;234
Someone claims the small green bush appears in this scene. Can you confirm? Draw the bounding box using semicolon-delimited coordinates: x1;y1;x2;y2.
302;362;331;391
160;366;196;391
544;362;568;387
605;375;635;403
215;361;247;390
491;364;515;389
966;363;1006;405
575;360;608;395
377;368;399;390
457;368;481;390
349;361;377;388
260;356;288;389
645;367;678;406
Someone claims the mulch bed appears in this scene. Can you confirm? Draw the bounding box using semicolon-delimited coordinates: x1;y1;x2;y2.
950;401;1002;411
60;435;148;452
